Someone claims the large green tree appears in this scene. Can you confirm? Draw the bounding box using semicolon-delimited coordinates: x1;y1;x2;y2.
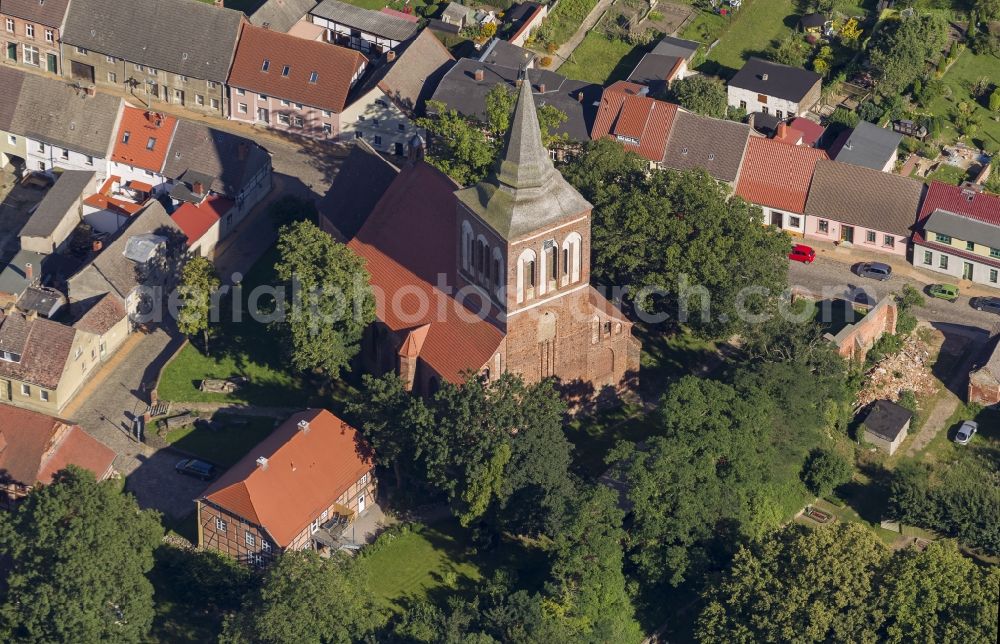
869;14;947;97
221;551;386;643
564;142;790;338
668;75;728;118
175;254;220;353
274;220;375;377
0;467;162;643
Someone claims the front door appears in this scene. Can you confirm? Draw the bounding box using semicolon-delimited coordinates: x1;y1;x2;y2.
6;43;16;61
770;211;783;227
963;262;974;280
841;225;855;243
357;494;366;513
257;107;269;123
46;53;57;73
0;379;10;400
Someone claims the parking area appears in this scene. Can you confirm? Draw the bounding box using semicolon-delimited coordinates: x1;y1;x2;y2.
0;172;47;262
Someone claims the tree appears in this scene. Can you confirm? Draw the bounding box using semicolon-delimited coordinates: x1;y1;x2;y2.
0;467;162;643
697;523;889;643
840;17;863;42
770;35;809;67
869;15;948;97
977;0;1000;22
274;220;375;377
990;88;1000;112
827;106;860;130
542;485;643;642
800;447;853;497
175;255;220;353
349;373;433;489
221;551;387;643
668;75;728;118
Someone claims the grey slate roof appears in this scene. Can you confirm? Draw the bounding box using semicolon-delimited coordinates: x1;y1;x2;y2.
0;249;46;296
479;39;533;69
249;0;317;32
163;121;271;197
455;78;591;240
1;0;72;27
729;57;821;103
430;58;602;141
61;0;244;83
10;74;122;158
831;121;903;171
651;36;700;61
19;170;95;239
804;159;925;237
924;209;1000;249
0;66;26;131
662;110;753;183
627;53;681;95
310;0;418;40
318;141;399;239
863;399;912;442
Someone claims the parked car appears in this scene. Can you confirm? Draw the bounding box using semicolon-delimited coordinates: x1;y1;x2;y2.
175;458;216;480
788;244;816;263
856;262;892;281
954;420;978;445
928;283;959;302
971;296;1000;315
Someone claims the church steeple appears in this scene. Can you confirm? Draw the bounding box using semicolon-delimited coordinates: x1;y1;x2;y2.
455;72;591;241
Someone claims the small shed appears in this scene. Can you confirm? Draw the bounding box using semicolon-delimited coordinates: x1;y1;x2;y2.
861;400;912;455
799;13;826;33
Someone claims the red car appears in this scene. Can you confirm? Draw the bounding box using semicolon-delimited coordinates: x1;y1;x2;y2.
789;244;816;263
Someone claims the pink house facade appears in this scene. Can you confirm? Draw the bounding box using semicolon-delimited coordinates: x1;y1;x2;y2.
229;89;345;139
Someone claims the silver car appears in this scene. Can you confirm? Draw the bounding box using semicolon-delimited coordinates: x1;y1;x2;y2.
954;420;978;445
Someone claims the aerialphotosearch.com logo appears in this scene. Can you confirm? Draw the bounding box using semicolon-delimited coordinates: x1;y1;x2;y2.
130;271;876;331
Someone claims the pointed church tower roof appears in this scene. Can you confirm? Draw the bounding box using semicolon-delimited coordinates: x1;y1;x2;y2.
455;75;592;240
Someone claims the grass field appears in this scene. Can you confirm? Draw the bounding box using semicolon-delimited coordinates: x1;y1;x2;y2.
558;32;651;85
164;415;279;468
928;48;1000;149
543;0;600;47
685;0;798;78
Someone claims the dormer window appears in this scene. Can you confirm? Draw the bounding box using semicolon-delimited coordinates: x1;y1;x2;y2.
309;71;318;83
261;59;270;72
1;351;21;363
122;131;130;144
281;65;290;77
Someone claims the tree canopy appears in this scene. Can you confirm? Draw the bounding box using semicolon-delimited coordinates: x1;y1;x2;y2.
668;75;728;118
868;14;947;97
175;254;220;353
0;467;162;643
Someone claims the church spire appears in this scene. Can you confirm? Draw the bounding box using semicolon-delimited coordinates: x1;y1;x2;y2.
496;72;557;191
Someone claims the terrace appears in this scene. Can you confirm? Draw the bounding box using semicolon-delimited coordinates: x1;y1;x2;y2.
83;175;153;235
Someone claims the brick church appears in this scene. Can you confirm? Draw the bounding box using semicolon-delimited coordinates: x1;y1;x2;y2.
320;77;640;397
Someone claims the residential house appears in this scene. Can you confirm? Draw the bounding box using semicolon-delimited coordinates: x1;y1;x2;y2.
0;66;26;169
344;80;640;396
197;409;377;565
228;25;366;139
0;304;104;413
505;2;546;48
830;120;902;172
803;159;923;256
82;175;155;234
339;29;453;154
0;0;71;75
911;182;1000;288
626;35;699;96
71;291;129;362
861;399;912;455
727;57;822;120
309;0;418;54
0;406;116;508
431;59;602;143
60;0;244;117
170;195;234;258
661;109;754;185
736;135;827;235
479;39;533;69
248;0;317;32
162;120;273;244
18;170;96;254
968;336;1000;407
109;106;179;193
590;81;678;168
67;200;186;321
10;71;124;177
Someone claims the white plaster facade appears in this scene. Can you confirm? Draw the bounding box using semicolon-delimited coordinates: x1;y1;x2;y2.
338;86;423;156
912;243;1000;289
727;85;806;121
26;136;109;179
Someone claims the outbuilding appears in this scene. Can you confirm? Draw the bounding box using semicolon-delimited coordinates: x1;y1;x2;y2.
861;400;912;455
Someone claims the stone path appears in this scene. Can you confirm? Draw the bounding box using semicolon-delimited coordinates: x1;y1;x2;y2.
553;0;616;68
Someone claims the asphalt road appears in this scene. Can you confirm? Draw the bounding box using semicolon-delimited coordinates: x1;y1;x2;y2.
789;256;1000;333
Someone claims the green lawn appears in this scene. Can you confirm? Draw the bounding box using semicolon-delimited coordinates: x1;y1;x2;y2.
690;0;798;78
163;415;279;468
922;163;971;186
543;0;600;47
564;404;657;478
558;33;651;84
928;48;1000;149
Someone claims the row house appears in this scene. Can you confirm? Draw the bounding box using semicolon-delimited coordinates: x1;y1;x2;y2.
227;24;366;140
829;120;902;173
0;406;115;508
0;66;25;168
60;0;244;118
590;81;678;169
197;409;377;566
0;0;70;75
661;109;754;186
912;182;1000;288
309;0;418;55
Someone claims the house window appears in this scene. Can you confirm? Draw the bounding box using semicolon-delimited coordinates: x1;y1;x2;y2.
106;55;115;63
292;115;303;127
216;518;227;533
6;45;15;61
134;63;142;71
883;235;894;248
261;58;270;72
294;103;302;109
281;64;290;77
967;241;975;252
991;247;1000;259
178;74;187;83
375;98;387;107
23;44;39;66
210;98;219;109
259;94;268;100
38;161;45;170
355;131;363;139
923;250;932;265
108;71;117;83
278;113;290;125
398;123;405;131
991;269;998;284
238;102;248;113
25;24;34;38
321;109;331;117
146;137;156;150
146;66;156;74
208;81;218;89
76;46;87;54
323;123;332;135
85;155;93;166
935;233;952;244
761;106;769;115
60;148;69;160
236;88;245;96
38;142;45;152
195;94;204;106
39;390;48;402
5;18;13;32
775;109;783;119
373;135;382;146
45;29;53;43
865;230;876;244
261;540;271;552
21;384;30;396
309;71;318;83
279;99;289;106
818;219;829;234
250;553;263;566
7;135;14;145
245;531;255;547
372;119;380;127
739;100;746;110
939;255;949;269
788;215;801;228
359;473;368;486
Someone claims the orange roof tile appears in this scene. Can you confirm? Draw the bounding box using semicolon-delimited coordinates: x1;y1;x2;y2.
111;106;177;173
228;25;367;113
735;136;828;214
170;195;234;245
201;409;374;548
591;81;678;163
0;407;115;487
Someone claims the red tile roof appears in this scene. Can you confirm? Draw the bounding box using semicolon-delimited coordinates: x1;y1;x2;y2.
73;292;127;335
83;176;147;217
736;136;828;213
0;407;115;488
111;106;178;173
917;181;1000;226
381;7;418;22
228;24;367;112
590;81;678;163
348;162;504;383
788;117;825;147
170;195;234;246
200;409;373;548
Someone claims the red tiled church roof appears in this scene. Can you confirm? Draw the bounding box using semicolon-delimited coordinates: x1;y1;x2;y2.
736;136;827;213
590;81;678;163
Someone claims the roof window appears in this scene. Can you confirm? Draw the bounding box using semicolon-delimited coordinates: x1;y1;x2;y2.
282;65;290;77
309;71;318;83
146;137;156;150
261;58;270;72
122;131;130;144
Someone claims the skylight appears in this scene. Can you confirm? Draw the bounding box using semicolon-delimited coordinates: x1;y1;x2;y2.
262;59;270;72
281;65;290;77
122;131;130;144
146;137;156;151
309;71;318;83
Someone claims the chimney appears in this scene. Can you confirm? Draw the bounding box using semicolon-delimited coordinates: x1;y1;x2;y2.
192;180;204;196
776;122;787;140
297;419;310;433
537;83;546;93
386;50;396;62
25;263;33;284
256;456;269;469
85;84;96;97
25;310;37;322
761;73;768;81
474;68;484;82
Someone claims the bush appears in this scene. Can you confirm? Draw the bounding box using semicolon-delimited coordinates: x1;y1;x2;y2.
867;333;905;364
827;106;859;130
539;56;552;67
800;448;853;498
897;389;919;428
856;100;882;123
990;89;1000;113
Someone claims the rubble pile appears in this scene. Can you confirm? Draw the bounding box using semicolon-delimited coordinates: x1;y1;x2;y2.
856;333;938;409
